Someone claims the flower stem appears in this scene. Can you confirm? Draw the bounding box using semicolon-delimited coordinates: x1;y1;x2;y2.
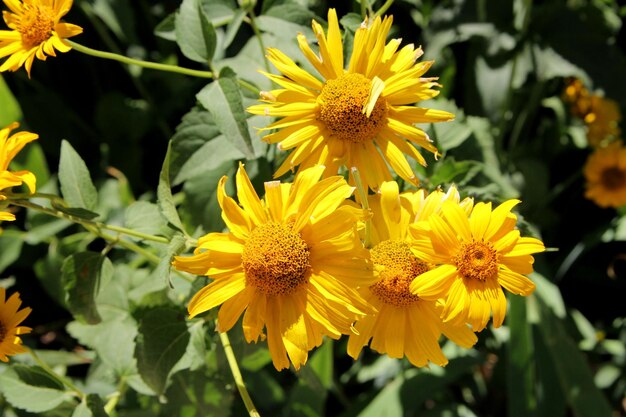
218;331;260;417
246;11;271;74
373;0;395;19
68;40;214;78
10;199;170;244
28;349;85;399
351;167;372;249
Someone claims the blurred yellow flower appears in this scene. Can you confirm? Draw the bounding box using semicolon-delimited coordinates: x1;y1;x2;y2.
0;287;32;361
563;78;592;119
0;122;37;221
584;141;626;208
584;96;621;147
0;0;82;76
347;182;476;367
172;163;375;371
248;9;453;191
409;199;545;332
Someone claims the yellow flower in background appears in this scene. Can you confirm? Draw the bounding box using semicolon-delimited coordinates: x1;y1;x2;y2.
0;0;82;76
563;78;592;119
347;182;476;367
409;199;545;332
172;163;375;371
248;9;453;191
584;96;621;147
0;122;38;221
0;287;32;361
584;141;626;208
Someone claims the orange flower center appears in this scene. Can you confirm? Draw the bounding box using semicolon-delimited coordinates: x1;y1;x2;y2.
317;73;388;143
242;222;310;296
600;167;626;191
454;241;498;281
18;5;55;48
369;240;428;307
0;321;6;342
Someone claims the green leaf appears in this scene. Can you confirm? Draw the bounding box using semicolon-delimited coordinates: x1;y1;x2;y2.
51;202;100;220
223;9;245;49
176;0;217;63
0;229;24;275
155;13;176;41
0;365;73;413
196;68;255;159
163;369;233;417
124;201;171;239
507;296;535;417
135;307;191;395
58;140;98;211
0;74;21;126
71;394;108;417
536;298;613;417
11;141;50;188
62;252;112;325
157;141;185;233
430;99;472;151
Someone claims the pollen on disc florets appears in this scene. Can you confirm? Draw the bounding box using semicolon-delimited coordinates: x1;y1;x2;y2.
600;167;626;190
317;73;388;144
454;241;499;281
369;240;429;307
242;222;310;296
18;4;55;48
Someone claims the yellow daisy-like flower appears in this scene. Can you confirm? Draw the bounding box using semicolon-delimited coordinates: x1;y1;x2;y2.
0;122;38;221
584;141;626;208
172;163;375;371
347;182;476;367
248;9;453;191
0;287;32;361
0;0;82;76
584;96;621;148
563;77;592;119
409;199;545;332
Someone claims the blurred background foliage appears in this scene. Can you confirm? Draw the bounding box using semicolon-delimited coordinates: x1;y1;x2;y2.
1;0;626;416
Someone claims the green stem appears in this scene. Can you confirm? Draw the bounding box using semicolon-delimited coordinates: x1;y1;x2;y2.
246;11;271;73
351;167;372;249
104;376;127;415
218;331;260;417
29;349;84;399
68;40;214;78
11;199;170;244
360;0;367;19
373;0;394;19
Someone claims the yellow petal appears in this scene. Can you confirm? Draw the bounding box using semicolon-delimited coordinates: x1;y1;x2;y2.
235;162;267;226
187;273;246;318
410;264;457;300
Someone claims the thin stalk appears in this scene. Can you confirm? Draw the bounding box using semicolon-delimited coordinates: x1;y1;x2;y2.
68;40;214;78
360;0;367;19
11;199;169;244
246;11;271;73
104;376;127;415
218;331;261;417
373;0;394;19
29;349;84;399
351;167;372;248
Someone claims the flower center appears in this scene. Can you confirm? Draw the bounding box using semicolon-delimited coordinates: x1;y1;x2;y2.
369;240;429;307
454;241;498;281
600;167;626;191
18;5;55;48
317;73;388;143
242;222;310;296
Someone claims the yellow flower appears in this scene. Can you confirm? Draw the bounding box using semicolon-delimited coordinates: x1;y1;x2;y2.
563;77;592;119
172;163;375;371
248;9;453;191
0;287;32;361
0;122;38;221
409;199;545;332
584;141;626;208
347;182;476;367
0;0;82;76
584;96;621;147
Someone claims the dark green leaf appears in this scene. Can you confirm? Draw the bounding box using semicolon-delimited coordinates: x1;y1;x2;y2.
157;141;185;233
62;252;113;325
71;394;108;417
223;10;245;49
51;202;100;220
196;68;255;159
135;307;191;395
163;369;233;417
0;365;73;413
0;229;23;274
0;74;21;126
155;13;176;41
58;140;98;211
507;296;535;417
176;0;217;63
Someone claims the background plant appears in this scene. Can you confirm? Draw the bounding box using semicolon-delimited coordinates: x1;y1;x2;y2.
0;0;625;416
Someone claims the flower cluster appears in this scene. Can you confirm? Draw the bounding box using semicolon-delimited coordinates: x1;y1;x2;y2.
563;78;626;208
173;9;546;370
